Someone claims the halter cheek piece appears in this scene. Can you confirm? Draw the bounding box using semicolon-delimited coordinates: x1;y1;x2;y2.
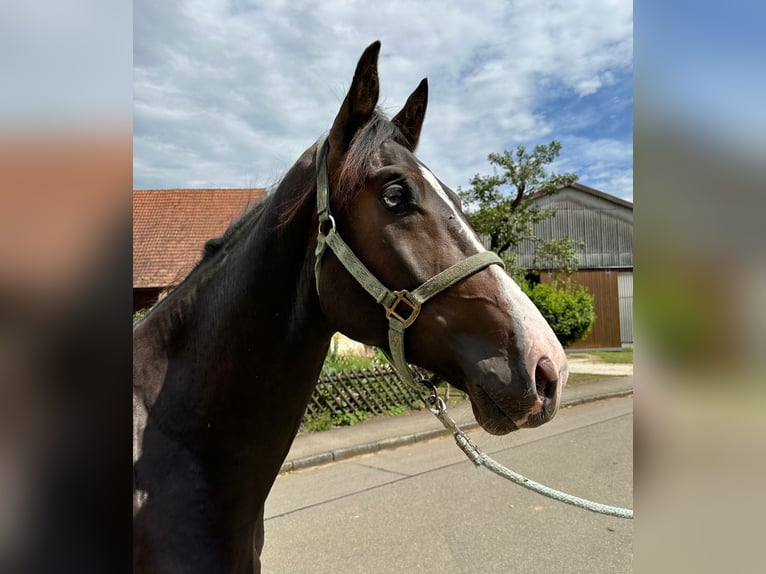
313;135;505;390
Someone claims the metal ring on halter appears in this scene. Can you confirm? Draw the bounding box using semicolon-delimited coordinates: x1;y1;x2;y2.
426;391;446;415
319;214;336;235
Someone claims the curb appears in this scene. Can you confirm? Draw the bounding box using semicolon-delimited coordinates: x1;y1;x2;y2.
279;388;633;474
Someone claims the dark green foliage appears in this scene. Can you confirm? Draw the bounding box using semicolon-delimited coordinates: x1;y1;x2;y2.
320;353;378;375
524;280;596;347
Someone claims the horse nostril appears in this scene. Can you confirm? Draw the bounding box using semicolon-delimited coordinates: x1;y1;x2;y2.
534;358;558;400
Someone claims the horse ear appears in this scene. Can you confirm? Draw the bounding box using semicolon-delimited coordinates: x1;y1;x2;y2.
392;78;428;150
328;41;381;170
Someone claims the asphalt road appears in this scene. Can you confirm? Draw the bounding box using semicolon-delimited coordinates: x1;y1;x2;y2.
262;395;633;573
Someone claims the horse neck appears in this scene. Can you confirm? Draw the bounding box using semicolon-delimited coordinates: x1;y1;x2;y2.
137;160;332;450
227;189;330;379
133;170;332;571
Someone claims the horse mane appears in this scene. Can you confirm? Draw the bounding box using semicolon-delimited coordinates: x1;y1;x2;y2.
197;195;273;266
136;196;274;328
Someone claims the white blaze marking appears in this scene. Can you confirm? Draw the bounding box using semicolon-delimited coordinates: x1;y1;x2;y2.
418;165;486;253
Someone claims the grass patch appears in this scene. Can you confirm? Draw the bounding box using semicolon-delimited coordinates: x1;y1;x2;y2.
302;412;333;432
302;410;371;432
566;373;624;385
568;349;633;364
587;349;633;363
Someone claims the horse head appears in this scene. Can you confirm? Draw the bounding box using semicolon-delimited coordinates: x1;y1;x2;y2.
316;41;569;435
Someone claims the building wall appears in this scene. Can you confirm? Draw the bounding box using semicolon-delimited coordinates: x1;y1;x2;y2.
541;269;623;349
517;186;633;350
618;271;633;345
515;194;633;270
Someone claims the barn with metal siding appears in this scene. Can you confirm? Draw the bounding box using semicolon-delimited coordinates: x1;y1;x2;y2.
516;183;633;349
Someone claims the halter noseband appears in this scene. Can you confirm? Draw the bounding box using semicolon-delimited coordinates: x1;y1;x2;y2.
313;135;505;390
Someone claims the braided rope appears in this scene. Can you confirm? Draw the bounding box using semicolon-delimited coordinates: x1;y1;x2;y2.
476;455;633;519
426;393;633;520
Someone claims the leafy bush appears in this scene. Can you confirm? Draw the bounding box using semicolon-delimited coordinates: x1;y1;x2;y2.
524;280;596;347
320;337;387;376
320;353;376;375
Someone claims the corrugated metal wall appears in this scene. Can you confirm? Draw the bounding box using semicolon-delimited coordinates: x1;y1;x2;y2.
514;196;633;269
618;271;633;345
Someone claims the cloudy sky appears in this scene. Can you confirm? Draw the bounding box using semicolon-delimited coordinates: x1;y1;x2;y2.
134;0;633;201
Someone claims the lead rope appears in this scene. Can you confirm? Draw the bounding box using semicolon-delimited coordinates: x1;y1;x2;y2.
421;382;634;520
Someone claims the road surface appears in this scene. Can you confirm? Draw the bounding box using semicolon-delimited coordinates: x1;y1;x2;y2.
262;395;633;573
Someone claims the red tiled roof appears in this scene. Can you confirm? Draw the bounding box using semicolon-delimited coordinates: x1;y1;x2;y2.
133;189;266;289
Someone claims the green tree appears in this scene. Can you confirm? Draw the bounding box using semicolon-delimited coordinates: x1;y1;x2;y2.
534;237;584;277
458;141;580;281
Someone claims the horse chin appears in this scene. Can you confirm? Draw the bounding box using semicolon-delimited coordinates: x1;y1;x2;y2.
468;384;524;435
469;389;558;435
471;401;520;435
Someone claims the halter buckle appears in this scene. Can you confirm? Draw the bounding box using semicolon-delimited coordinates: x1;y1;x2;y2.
385;290;421;328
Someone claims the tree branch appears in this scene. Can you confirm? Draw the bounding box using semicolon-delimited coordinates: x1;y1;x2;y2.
510;181;525;212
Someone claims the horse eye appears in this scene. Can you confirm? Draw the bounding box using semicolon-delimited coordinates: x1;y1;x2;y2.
381;185;407;210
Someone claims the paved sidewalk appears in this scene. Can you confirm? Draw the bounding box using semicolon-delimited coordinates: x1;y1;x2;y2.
280;375;633;474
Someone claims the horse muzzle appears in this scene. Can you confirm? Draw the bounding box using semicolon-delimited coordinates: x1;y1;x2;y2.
464;354;568;435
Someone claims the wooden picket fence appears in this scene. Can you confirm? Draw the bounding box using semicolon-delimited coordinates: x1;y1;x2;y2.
300;363;470;431
306;363;436;420
307;364;423;418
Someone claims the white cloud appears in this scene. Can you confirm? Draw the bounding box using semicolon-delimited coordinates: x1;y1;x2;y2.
556;136;634;201
134;0;632;199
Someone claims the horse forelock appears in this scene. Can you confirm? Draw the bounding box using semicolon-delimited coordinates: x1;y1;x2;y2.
335;110;409;212
279;110;408;226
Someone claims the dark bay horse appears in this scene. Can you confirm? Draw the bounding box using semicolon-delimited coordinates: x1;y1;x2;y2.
133;41;569;573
